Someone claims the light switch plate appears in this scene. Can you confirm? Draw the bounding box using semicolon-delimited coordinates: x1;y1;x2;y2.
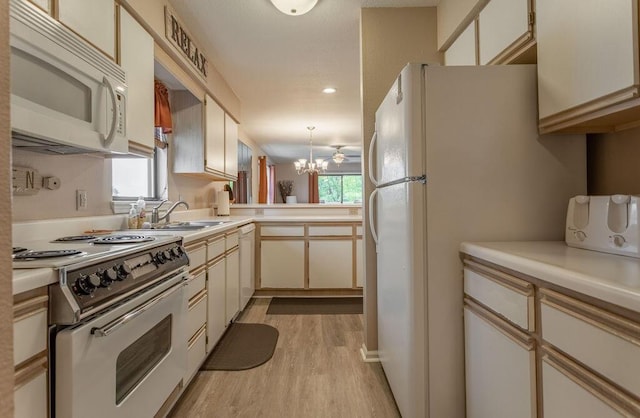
76;190;88;210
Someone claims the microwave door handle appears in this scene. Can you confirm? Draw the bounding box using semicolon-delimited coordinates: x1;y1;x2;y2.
368;131;378;187
368;188;379;248
101;76;118;148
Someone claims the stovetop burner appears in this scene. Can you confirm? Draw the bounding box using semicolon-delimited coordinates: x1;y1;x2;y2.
13;249;84;260
91;235;155;244
53;235;98;242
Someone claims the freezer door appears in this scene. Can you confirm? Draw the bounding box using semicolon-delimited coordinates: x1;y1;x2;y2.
374;63;425;184
376;180;427;418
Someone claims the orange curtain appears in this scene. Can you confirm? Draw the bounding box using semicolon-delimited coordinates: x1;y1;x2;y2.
258;156;267;203
154;80;172;133
308;172;319;203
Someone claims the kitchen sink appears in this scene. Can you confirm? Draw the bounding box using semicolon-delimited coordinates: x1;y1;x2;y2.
150;220;229;230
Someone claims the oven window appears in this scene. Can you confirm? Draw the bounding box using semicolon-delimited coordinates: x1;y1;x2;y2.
116;315;172;404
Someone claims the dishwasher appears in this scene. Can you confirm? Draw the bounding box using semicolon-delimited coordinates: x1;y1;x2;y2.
239;223;256;310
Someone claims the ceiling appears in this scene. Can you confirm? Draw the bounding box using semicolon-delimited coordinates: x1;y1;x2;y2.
170;0;440;164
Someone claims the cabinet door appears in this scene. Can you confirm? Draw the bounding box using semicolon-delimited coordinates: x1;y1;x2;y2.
309;240;353;288
206;258;226;352
58;0;116;58
224;114;238;178
28;0;51;13
478;0;531;65
445;21;476;66
542;357;627;418
464;305;536;418
205;95;225;174
119;7;154;152
537;0;637;120
225;248;240;323
14;369;47;418
260;241;304;288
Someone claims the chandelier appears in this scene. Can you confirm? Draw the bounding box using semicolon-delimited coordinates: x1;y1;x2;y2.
294;126;328;175
269;0;318;16
332;146;346;165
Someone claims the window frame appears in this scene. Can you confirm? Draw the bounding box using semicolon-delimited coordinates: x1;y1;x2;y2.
318;173;363;204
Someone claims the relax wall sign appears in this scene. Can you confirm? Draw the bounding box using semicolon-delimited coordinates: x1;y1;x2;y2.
164;6;208;79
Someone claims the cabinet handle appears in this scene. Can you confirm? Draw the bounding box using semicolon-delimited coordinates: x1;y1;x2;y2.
101;76;118;147
465;297;534;350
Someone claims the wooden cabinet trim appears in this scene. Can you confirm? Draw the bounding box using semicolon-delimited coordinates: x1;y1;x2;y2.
185;240;207;252
190;264;206;278
13;294;48;320
206;255;225;269
539;86;640;134
14;353;47;390
540;289;640;348
188;324;207;348
464;259;534;295
187;289;207;310
542;345;640;415
464;297;535;350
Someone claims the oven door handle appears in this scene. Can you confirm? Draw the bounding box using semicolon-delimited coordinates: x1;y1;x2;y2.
91;282;185;337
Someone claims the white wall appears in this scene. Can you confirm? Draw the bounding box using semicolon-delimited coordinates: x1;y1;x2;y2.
437;0;489;50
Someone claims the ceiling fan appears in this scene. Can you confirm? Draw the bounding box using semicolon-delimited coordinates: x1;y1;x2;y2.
330;145;360;165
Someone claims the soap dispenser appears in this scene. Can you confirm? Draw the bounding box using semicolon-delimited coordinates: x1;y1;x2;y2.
127;203;138;229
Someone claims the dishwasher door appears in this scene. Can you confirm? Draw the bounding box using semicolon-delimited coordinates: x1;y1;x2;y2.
239;224;256;310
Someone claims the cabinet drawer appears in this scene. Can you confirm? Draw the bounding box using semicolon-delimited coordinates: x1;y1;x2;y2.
186;269;206;301
542;347;640;417
207;236;225;261
464;262;534;331
185;242;207;270
226;231;239;250
260;225;304;237
15;367;47;418
186;325;206;383
541;289;640;396
356;225;363;236
14;308;47;367
308;226;352;236
187;291;207;340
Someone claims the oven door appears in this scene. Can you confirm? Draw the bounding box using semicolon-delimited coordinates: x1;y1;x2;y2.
54;273;188;418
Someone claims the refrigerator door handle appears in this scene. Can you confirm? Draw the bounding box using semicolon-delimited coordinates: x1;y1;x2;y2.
368;188;379;247
368;131;379;187
376;175;427;189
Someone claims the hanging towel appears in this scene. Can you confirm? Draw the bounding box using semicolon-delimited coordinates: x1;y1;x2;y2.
154;80;173;134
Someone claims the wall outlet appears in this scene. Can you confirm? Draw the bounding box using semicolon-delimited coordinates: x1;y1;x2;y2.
76;190;88;210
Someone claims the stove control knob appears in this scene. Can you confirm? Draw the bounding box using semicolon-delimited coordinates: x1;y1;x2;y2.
101;268;117;286
163;250;172;261
155;251;167;264
75;274;100;295
116;264;132;280
171;247;181;258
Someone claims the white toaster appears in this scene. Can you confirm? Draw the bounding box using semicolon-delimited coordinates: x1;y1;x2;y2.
566;195;640;258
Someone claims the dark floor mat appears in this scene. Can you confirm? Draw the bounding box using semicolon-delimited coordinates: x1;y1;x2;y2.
266;297;363;315
201;323;279;371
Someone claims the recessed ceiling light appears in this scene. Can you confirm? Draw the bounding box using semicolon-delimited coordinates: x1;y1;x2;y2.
322;87;337;94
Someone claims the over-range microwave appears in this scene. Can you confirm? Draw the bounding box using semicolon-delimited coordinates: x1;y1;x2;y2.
9;0;128;155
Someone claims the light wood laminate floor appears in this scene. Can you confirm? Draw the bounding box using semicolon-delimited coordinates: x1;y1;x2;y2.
169;298;400;418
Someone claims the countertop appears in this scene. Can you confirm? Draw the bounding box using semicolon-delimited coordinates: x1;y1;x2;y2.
12;214;363;294
460;241;640;314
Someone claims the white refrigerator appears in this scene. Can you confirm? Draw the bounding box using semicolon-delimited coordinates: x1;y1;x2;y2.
368;64;586;418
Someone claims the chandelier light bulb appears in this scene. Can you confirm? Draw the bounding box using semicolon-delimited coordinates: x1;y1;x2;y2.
294;126;327;175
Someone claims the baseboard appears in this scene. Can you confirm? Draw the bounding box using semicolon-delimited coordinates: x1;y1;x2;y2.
359;343;380;363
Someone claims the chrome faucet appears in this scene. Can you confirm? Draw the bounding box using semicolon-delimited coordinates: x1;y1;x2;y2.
151;199;189;224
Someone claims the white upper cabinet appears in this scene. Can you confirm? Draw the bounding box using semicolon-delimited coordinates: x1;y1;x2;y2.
58;0;116;59
478;0;533;65
537;0;640;133
27;0;50;13
224;114;238;179
445;20;477;66
119;7;154;153
205;95;225;175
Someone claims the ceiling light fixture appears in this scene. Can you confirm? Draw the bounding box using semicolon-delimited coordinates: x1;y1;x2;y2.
294;126;328;175
322;87;337;94
332;146;346;165
269;0;319;16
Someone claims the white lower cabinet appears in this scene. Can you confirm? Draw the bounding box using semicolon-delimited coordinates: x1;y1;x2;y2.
260;240;305;288
186;326;206;383
464;303;536;418
14;368;47;418
308;240;352;288
225;247;240;323
206;257;226;352
542;351;632;418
